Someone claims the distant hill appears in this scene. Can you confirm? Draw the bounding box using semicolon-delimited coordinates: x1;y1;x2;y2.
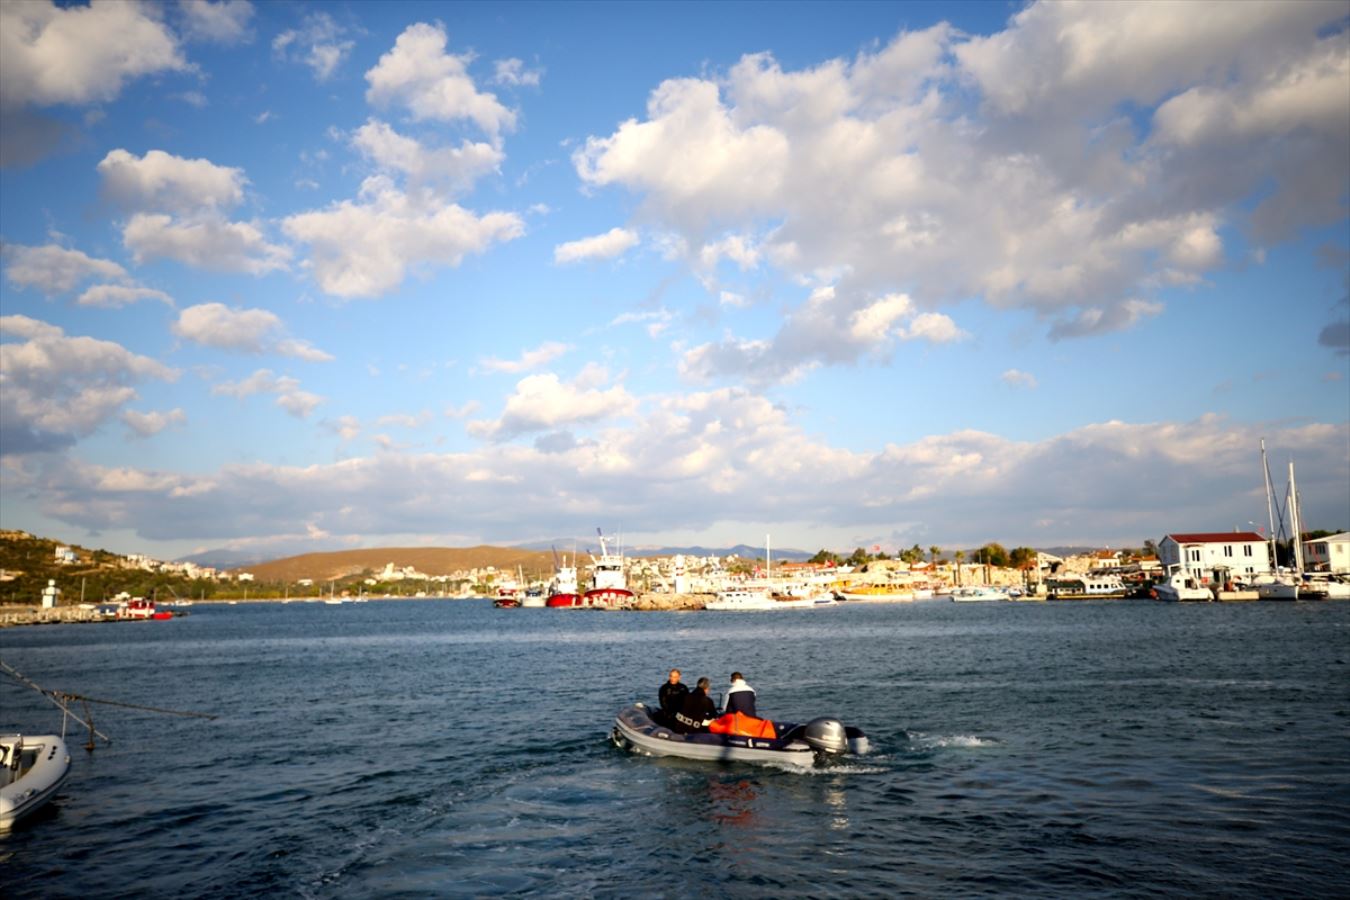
176;548;271;569
238;546;565;582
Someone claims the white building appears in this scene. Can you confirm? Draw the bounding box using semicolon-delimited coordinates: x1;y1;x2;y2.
1158;532;1271;581
41;579;61;608
54;546;76;564
1304;532;1350;574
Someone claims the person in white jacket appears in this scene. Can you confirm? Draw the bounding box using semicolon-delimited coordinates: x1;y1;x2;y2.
722;672;757;716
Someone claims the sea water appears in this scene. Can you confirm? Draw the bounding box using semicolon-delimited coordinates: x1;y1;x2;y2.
2;599;1347;897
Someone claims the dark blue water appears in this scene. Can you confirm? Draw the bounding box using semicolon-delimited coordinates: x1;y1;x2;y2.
3;599;1348;897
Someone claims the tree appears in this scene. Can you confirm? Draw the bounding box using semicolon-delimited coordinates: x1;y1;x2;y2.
1010;546;1037;569
977;542;1010;568
929;546;941;565
954;549;965;585
847;547;869;566
1142;539;1158;558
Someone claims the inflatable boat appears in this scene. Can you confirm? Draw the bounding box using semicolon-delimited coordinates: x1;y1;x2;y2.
1;734;71;831
611;703;868;766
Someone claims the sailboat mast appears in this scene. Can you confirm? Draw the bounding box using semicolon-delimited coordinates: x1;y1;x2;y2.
766;533;771;581
1289;460;1304;572
1261;439;1278;571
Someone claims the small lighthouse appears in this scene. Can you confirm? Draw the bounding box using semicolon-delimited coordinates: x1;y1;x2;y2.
41;579;61;609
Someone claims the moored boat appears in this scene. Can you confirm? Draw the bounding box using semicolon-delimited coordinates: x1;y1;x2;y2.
950;586;1005;602
611;703;868;766
0;734;71;831
1152;568;1213;601
837;584;914;602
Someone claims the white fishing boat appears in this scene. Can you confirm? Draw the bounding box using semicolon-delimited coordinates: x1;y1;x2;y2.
1152;567;1213;601
0;734;71;831
950;586;1005;602
705;588;777;611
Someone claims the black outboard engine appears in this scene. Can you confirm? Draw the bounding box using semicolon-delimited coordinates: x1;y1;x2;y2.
802;717;849;755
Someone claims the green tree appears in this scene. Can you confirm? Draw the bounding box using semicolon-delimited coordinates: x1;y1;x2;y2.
929;546;941;565
977;542;1010;567
1010;546;1037;569
847;547;869;566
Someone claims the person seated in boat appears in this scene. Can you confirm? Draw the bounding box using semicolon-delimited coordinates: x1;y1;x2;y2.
722;672;757;717
673;677;717;734
658;668;688;715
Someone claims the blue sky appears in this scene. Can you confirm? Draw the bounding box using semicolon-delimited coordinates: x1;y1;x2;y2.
1;0;1347;561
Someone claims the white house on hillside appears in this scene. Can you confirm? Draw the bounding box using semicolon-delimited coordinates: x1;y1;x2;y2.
1304;532;1350;574
1158;532;1271;581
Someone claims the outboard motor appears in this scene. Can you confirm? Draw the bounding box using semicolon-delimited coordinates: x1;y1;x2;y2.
802;717;849;755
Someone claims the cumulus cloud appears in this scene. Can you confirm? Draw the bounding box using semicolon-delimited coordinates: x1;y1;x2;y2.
573;2;1349;357
273;11;353;82
1001;369;1038;389
98;148;246;214
211;368;322;418
493;58;543;87
365;22;516;142
2;243;128;295
122;407;187;438
468;366;637;441
351;118;502;196
0;315;178;454
98;148;291;275
179;0;254;45
282;175;523;298
13;399;1347;554
122;213;291;274
554;227;639;264
680;286;967;385
172;303;332;360
0;1;186;109
76;284;175;308
478;341;571;374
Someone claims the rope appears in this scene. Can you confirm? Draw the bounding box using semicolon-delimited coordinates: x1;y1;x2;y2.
50;691;216;720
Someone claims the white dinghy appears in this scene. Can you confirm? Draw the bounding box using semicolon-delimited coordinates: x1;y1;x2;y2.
0;734;71;831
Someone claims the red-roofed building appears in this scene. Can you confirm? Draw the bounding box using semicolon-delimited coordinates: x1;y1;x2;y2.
1158;532;1271;580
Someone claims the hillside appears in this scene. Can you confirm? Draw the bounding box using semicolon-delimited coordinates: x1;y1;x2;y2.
238;546;568;582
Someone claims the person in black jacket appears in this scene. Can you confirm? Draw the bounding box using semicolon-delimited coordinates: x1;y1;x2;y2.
658;668;688;718
673;677;717;734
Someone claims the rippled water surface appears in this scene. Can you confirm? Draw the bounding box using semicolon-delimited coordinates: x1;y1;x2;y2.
3;599;1348;897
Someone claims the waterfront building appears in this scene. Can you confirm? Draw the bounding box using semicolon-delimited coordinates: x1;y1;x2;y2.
1158;532;1271;581
1304;532;1350;574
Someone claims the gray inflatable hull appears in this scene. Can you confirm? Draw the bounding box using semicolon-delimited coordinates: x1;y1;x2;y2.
611;703;868;765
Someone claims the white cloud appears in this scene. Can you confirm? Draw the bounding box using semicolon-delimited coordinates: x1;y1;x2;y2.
680;286;966;385
0;1;186;108
575;77;790;229
171;303;330;361
179;0;253;45
572;4;1349;353
493;58;543;87
0;316;178;454
211;368;322;418
468;367;638;441
478;341;571;374
98;148;246;214
1001;369;1038;389
173;303;280;353
122;213;291;274
273;12;352;82
365;22;516;142
122;407;187;437
2;243;128;295
17;400;1347;555
282;175;524;298
351;119;503;196
76;284;175;308
553;227;639;264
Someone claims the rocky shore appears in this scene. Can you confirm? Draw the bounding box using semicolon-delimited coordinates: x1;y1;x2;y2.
631;592;714;611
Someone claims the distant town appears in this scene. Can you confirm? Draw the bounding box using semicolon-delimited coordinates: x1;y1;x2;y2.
2;525;1346;626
